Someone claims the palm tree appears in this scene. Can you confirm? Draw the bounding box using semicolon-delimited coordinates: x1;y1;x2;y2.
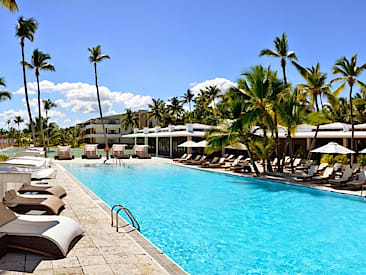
43;99;57;151
6;119;11;131
25;49;55;156
293;62;332;159
1;0;18;12
121;109;139;130
259;32;298;86
13;115;24;147
332;55;366;164
0;77;11;102
205;85;221;117
168;97;183;124
277;89;308;172
88;45;110;158
16;17;38;146
148;98;166;125
181;89;194;112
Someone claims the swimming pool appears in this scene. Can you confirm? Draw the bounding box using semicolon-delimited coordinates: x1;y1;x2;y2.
63;163;366;274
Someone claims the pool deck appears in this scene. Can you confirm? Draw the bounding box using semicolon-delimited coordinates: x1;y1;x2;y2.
1;156;365;274
0;157;186;275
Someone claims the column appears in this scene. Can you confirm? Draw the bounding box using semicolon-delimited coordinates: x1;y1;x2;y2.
187;136;192;154
134;137;137;145
343;138;348;148
169;136;173;158
156;137;159;157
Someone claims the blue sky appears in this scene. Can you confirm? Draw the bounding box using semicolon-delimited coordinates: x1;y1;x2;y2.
1;0;366;128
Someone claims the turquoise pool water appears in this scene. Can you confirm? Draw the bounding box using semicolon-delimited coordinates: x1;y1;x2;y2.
63;163;366;274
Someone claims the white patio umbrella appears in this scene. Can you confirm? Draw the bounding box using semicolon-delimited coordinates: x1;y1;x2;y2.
195;140;207;148
225;142;248;151
178;140;198;148
359;148;366;154
311;142;355;154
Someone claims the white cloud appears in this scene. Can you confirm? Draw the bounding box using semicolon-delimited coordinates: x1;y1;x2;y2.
13;87;36;95
0;109;28;124
15;80;152;114
189;78;236;96
63;119;71;124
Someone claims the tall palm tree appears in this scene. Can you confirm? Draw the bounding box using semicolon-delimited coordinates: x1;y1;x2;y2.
88;45;110;158
332;55;366;164
14;115;24;147
293;62;332;159
259;32;298;86
6;119;11;131
25;49;55;156
16;17;38;146
1;0;18;12
148;98;166;125
181;89;194;112
168;97;183;124
205;85;221;117
0;77;11;102
121;109;139;130
43;99;57;151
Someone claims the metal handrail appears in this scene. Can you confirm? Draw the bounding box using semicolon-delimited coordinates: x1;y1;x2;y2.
111;204;140;232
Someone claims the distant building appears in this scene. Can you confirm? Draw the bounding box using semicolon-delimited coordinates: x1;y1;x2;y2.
79;110;156;146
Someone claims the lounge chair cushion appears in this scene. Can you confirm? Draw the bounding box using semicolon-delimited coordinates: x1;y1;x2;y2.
0;202;17;226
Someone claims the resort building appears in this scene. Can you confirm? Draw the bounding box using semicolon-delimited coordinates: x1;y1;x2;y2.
79;110;157;147
122;123;210;157
123;122;366;158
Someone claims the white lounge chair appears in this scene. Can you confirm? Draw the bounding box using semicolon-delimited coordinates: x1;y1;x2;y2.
312;167;334;183
330;167;353;186
173;153;187;162
0;166;56;180
55;146;74;160
333;171;366;190
294;165;318;181
0;203;83;258
0;158;48;169
111;144;129;159
82;144;101;159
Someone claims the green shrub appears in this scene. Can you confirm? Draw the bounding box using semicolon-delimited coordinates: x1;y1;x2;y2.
320;154;335;165
0;155;9;162
357;155;366;166
334;154;350;165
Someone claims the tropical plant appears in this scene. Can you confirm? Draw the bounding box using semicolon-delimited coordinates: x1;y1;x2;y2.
88;45;110;157
331;55;366;165
43;99;57;150
357;155;366;167
25;49;55;156
121;109;139;130
181;89;194;113
0;78;11;102
204;85;221;117
167;97;183;124
1;0;18;12
16;17;38;146
320;154;336;165
13;115;24;147
0;155;9;162
293;62;332;159
148;98;166;126
259;32;298;85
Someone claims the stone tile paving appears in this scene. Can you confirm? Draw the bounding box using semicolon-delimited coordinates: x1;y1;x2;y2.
0;162;186;274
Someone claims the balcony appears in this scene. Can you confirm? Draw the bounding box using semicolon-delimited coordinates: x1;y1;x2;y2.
84;133;121;138
83;123;121;130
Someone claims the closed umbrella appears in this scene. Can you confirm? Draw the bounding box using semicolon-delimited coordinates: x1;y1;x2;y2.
311;142;355;154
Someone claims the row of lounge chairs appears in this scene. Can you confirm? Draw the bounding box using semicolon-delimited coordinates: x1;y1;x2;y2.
173;154;252;173
293;162;366;190
55;144;151;160
0;147;83;258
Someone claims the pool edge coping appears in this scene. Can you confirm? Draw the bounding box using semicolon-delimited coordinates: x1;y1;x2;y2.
57;162;188;275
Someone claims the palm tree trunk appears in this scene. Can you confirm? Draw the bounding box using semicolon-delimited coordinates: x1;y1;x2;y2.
36;74;47;157
349;84;354;166
288;131;294;173
281;58;287;86
307;96;320;160
21;41;36;146
94;63;109;159
245;142;260;176
273;108;281;172
46;110;49;151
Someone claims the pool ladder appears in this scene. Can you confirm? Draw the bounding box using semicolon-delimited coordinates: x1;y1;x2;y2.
111;204;140;232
